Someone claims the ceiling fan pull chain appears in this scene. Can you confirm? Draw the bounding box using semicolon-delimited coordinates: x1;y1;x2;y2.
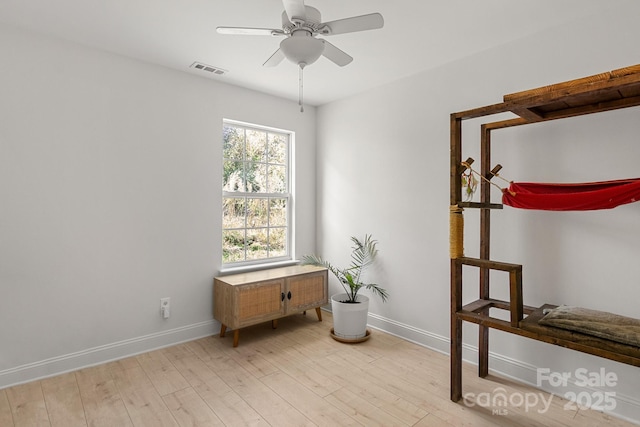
299;64;304;113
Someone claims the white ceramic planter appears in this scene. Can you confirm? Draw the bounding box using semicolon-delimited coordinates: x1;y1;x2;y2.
331;293;369;339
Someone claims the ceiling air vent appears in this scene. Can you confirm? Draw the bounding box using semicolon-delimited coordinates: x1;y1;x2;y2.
190;62;227;75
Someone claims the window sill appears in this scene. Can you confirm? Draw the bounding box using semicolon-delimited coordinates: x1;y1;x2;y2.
218;260;300;276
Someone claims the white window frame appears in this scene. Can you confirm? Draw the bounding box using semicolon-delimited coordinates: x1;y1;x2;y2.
221;119;294;269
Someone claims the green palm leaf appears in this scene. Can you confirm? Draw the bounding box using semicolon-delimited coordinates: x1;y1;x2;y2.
301;234;388;303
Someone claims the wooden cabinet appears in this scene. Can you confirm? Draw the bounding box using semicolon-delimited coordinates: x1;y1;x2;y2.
214;265;328;346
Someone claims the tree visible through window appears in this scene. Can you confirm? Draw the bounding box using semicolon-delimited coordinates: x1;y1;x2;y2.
222;121;291;266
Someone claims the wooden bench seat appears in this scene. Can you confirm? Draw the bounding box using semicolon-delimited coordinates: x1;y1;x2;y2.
520;304;640;368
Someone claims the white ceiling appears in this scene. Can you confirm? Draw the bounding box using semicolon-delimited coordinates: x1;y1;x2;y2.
0;0;619;106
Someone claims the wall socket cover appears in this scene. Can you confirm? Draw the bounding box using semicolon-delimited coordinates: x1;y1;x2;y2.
160;297;170;318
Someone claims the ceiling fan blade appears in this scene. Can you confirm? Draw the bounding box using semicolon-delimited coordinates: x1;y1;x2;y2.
282;0;307;23
263;48;286;67
321;13;384;36
217;27;284;36
321;41;353;67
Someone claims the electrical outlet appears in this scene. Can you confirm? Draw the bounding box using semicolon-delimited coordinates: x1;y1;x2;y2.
160;297;170;319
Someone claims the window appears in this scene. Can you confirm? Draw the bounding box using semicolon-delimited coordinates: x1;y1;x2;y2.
222;120;292;267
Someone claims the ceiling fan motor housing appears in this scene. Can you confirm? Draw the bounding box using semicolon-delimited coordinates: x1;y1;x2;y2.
279;6;324;66
281;6;321;29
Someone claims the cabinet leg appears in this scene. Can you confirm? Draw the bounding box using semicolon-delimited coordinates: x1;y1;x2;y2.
315;307;322;321
272;319;278;329
233;329;240;347
219;324;227;338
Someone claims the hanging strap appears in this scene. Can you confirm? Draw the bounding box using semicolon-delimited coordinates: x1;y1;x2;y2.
461;161;514;195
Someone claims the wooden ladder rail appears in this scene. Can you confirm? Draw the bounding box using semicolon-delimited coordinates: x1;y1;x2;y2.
450;256;528;401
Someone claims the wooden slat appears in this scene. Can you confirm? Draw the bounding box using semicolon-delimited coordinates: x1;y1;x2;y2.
5;382;50;426
457;202;503;209
0;389;15;427
215;264;326;285
520;304;640;364
162;387;225;427
456;310;514;330
461;298;494;313
510;107;545;121
75;364;133;427
450;114;462;205
136;350;190;397
453;65;640;124
169;352;269;426
455;256;522;272
450;258;463;402
505;64;640;104
451;102;512;120
509;268;523;327
259;371;359;426
324;387;412;427
619;84;640;98
505;73;640;110
203;350;312;426
504;71;612;102
456;304;640;368
108;360;178;427
40;373;86;427
461;299;536;316
611;64;640;78
540;94;640;120
118;387;178;427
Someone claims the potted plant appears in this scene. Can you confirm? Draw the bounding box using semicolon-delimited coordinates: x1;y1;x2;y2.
301;234;388;342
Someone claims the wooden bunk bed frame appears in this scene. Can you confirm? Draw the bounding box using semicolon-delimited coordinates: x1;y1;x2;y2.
449;64;640;402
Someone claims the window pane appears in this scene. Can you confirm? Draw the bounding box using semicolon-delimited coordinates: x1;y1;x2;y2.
247;162;267;193
268;133;288;165
247;198;268;228
246;229;268;260
223;126;244;160
246;129;267;163
269;228;286;257
223;161;245;192
269;198;287;226
223;229;245;263
222;198;245;229
267;165;286;193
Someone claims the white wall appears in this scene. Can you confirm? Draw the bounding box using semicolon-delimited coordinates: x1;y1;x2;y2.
0;24;317;386
317;4;640;424
3;3;640;422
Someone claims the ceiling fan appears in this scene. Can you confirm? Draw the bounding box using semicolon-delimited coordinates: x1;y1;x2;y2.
217;0;384;111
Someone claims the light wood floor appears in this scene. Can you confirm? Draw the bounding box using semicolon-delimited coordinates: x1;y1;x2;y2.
1;311;636;427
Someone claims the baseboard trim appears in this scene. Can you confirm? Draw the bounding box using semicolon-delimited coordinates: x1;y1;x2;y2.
367;312;640;425
0;319;219;389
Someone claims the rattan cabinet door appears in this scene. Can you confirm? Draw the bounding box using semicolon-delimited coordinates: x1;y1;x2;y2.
285;271;328;314
237;279;286;327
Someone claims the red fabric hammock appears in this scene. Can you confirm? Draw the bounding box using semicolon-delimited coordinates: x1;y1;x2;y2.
502;178;640;211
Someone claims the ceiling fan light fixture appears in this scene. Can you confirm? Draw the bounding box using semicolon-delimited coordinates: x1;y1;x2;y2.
279;34;325;66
